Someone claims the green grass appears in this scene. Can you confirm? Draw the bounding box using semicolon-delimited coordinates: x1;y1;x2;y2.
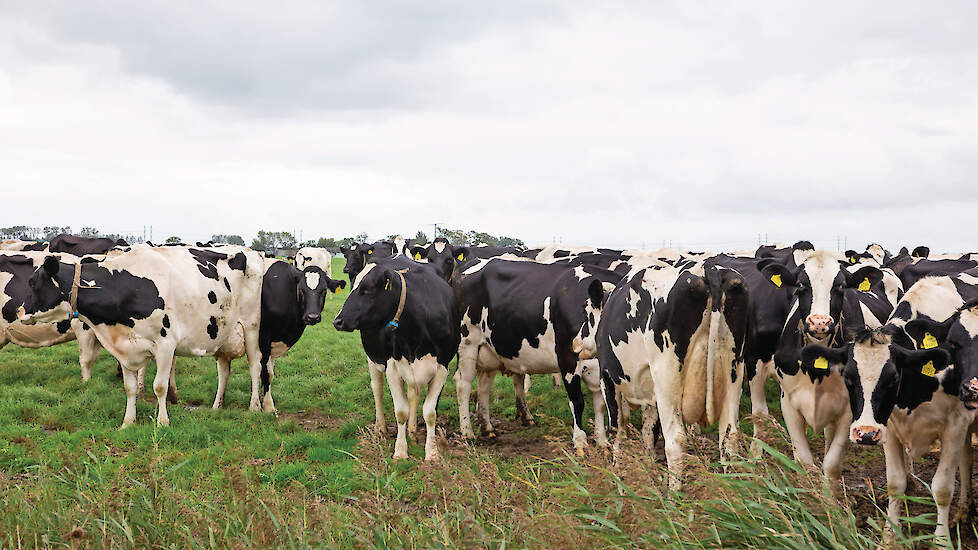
0;259;962;548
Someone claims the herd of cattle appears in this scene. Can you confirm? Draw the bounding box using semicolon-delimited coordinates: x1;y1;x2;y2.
2;234;978;539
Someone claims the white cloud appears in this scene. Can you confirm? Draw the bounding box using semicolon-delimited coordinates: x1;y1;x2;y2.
1;1;977;252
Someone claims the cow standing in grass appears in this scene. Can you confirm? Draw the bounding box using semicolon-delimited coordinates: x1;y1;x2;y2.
19;245;266;427
0;251;107;381
333;255;459;461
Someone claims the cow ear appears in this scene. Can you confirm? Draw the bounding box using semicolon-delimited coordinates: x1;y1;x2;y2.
904;316;954;350
758;260;795;288
455;246;470;262
587;279;607;309
409;246;425;260
801;344;848;373
912;246;930;259
899;246;909;256
327;278;346;293
893;347;951;379
845;265;883;291
844;250;859;263
42;255;60;277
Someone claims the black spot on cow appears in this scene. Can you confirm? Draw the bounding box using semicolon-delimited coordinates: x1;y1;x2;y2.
223;278;231;292
23;260;165;328
208;291;217;304
460;324;469;337
162;314;170;328
48;234;123;255
207;316;219;339
80;257;99;264
160;327;167;337
56;319;71;334
228;252;247;272
82;322;90;330
188;249;228;281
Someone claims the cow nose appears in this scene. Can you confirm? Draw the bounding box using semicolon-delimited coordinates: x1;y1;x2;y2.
303;313;321;325
852;426;882;445
961;378;978;409
332;317;345;331
805;314;834;335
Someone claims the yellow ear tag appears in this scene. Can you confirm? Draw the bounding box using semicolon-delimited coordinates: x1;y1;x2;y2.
414;252;421;260
921;361;936;378
457;253;464;261
922;332;938;349
858;278;871;292
813;356;828;370
770;274;782;288
384;279;390;291
367;250;373;254
849;256;856;264
333;287;341;294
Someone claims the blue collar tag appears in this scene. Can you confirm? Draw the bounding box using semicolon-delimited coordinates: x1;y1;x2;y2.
387;320;399;330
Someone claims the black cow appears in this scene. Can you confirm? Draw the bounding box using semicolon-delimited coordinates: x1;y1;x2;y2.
342;241;397;284
893;258;978;290
333;256;459;461
211;259;345;410
453;258;622;453
410;237;523;282
48;234;127;255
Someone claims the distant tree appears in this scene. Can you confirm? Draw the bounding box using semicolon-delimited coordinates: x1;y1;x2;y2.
0;226;37;240
497;236;525;248
413;230;429;246
354;232;369;243
211;234;245;246
251;230;297;251
338;237;356;249
438;227;468;246
42;226;71;241
79;227;100;238
165;236;182;244
315;237;338;248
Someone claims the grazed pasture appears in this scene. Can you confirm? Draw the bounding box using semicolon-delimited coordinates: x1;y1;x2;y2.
0;259;974;548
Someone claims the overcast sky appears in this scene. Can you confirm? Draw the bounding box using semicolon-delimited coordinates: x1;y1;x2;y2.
2;2;976;252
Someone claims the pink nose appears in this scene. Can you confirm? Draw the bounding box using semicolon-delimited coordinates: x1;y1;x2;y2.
806;314;833;335
852;425;882;445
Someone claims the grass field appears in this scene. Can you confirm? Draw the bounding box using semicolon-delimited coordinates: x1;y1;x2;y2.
0;259;973;548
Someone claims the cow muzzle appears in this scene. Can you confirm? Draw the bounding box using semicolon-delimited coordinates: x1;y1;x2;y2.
851;425;883;445
805;314;834;336
303;312;322;326
16;306;37;326
332;316;352;332
961;377;978;409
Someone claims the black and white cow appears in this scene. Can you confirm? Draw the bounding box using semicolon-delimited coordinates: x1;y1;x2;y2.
48;234;127;255
294;247;332;273
803;273;978;539
893;258;978;290
578;259;749;490
333;255;459;461
411;237;524;282
762;248;899;489
0;240;48;252
342;241;398;284
0;251;107;380
19;245;266;427
453;257;625;453
211;258;345;410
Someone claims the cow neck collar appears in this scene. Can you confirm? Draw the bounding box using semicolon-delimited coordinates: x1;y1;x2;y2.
68;262;81;319
387;268;409;330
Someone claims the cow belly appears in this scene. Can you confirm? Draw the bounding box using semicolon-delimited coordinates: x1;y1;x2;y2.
618;362;655;408
782;373;849;431
5;322;75;348
891;396;974;460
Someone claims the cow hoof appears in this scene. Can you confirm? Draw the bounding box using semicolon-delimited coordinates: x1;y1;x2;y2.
576;447;585;457
424;453;440;463
486;431;497;439
167;394;179;405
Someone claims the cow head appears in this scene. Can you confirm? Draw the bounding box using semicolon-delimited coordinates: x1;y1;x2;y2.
573;279;613;360
19;256;74;324
760;248;883;343
341;243;366;282
415;238;456;282
332;263;401;332
298;266;345;325
905;307;978;409
806;326;951;445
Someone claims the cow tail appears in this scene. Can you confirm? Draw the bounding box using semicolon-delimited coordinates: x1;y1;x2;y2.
705;309;721;425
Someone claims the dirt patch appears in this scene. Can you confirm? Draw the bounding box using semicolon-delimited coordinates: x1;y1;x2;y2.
281;409;343;432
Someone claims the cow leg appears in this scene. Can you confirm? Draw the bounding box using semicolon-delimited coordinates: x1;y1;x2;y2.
513;374;534;426
422;362;449;462
455;345;478;439
167;361;179;404
933;430;965;540
386;364;410;460
823;414;849;498
641;404;661;461
747;359;770;457
780;395;814;469
955;424;976;524
120;363;143;428
476;369;497;437
559;368;589;455
883;434;908;541
241;327;263;411
153;346;176;427
368;360;387;433
406;381;419;442
718;362;744;460
213;356;231;409
652;379;686;492
137;365;146;396
76;328;102;381
261;358;276;413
